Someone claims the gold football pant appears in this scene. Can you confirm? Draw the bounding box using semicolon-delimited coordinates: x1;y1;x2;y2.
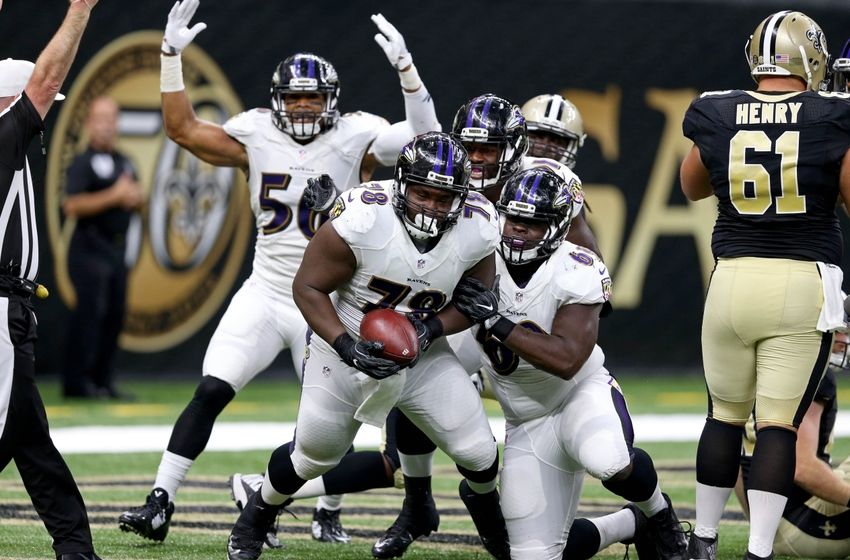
702;257;831;426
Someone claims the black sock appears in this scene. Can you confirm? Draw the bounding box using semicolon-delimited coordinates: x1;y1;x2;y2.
166;377;234;459
749;426;796;496
696;418;744;487
266;444;307;496
323;450;394;494
601;447;658;502
564;518;601;560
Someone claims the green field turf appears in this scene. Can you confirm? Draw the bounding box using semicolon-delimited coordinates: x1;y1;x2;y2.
0;376;845;559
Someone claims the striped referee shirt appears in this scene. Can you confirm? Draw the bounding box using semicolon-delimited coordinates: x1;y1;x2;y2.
0;93;42;281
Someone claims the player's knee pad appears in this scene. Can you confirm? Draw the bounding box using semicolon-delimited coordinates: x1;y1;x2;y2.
266;443;306;496
564;517;601;560
191;376;236;417
456;447;499;483
581;439;631;482
601;447;658;502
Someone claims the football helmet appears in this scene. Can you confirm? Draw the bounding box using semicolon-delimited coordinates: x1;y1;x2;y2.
830;331;850;370
271;53;340;140
832;39;850;93
450;94;528;191
392;132;471;240
496;167;574;264
745;11;830;91
521;94;586;169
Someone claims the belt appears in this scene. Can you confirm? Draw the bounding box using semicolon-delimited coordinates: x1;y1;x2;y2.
0;276;49;299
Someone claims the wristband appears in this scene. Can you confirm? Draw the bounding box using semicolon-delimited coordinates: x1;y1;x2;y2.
160;54;185;93
423;315;444;340
399;63;422;91
332;332;354;356
487;316;516;342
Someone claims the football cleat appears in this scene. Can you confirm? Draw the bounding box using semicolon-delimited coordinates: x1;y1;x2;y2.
743;551;773;560
458;479;510;560
118;488;174;542
686;534;717;560
57;554;102;560
372;492;440;558
228;473;285;549
621;503;660;560
647;493;688;560
227;492;279;560
312;507;352;543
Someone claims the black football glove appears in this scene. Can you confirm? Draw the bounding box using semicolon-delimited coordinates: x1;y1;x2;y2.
404;314;444;362
452;275;500;323
332;333;403;380
304;174;338;212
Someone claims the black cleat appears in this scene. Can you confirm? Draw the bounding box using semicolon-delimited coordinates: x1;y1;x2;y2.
648;494;688;560
227;492;279;560
372;492;440;558
743;550;772;560
621;503;660;560
686;534;717;560
458;479;510;560
312;508;352;543
118;488;174;542
57;554;102;560
228;473;284;549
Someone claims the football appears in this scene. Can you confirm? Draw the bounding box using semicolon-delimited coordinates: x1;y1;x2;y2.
359;308;420;366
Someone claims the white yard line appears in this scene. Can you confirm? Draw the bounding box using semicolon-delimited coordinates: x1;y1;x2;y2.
49;414;850;454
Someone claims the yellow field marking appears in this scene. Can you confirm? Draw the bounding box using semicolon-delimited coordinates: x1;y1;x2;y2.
657;391;705;406
109;403;173;417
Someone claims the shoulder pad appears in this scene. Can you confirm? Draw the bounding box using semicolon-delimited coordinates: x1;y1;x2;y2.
331;183;393;247
700;89;735;98
553;244;612;305
223;109;263;140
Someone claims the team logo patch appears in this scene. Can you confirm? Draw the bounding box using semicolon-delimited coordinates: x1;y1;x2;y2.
45;32;250;352
570;251;594;266
329;197;346;219
601;278;613;301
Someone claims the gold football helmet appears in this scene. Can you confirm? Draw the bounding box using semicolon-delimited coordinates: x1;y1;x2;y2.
745;10;830;91
521;94;586;169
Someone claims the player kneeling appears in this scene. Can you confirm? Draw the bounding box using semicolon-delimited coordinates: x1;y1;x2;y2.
451;167;687;560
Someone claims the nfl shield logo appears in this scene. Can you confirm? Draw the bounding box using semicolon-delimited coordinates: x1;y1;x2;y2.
515;292;523;302
322;366;331;377
417;259;426;269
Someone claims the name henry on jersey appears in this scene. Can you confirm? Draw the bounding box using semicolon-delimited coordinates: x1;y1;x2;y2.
735;101;801;125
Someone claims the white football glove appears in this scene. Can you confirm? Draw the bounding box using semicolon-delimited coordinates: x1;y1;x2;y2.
371;13;412;70
162;0;207;55
470;371;485;396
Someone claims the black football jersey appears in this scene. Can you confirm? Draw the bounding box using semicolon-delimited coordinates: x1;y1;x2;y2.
683;90;850;265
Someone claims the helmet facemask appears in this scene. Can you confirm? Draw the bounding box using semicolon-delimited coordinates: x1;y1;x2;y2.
830;331;850;370
521;94;586;169
271;54;340;141
395;178;466;240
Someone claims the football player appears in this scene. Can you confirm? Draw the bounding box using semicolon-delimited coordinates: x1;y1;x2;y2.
520;93;586;170
226;132;508;560
451;167;686;560
735;331;850;559
680;11;850;560
118;0;441;545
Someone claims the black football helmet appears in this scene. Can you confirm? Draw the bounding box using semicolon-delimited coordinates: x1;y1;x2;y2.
496;167;575;264
451;94;528;191
833;39;850;93
271;53;340;140
393;132;471;240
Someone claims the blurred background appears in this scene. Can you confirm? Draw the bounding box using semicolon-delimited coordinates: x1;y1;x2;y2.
3;0;850;381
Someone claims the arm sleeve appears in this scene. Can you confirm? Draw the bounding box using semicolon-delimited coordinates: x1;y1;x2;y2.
368;86;442;166
65;155;90;195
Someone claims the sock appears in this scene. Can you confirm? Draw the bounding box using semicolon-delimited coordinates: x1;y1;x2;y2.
564;518;602;559
465;478;498;494
291;477;326;500
634;485;668;517
261;471;291;506
152;451;193;500
399;451;434;478
693;482;733;539
316;494;343;511
747;489;786;557
591;508;637;548
322;450;395;494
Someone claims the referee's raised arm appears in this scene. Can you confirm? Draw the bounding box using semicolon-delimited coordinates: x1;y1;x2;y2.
24;0;99;119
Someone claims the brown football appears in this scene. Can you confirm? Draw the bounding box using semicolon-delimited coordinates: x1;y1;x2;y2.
359;308;420;366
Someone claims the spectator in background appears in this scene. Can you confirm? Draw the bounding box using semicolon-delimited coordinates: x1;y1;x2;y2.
0;1;102;558
61;95;143;400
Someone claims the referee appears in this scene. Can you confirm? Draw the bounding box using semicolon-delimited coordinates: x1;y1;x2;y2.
0;1;102;559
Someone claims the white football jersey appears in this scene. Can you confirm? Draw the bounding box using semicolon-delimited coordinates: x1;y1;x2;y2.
480;241;612;424
520;155;584;219
223;109;390;297
331;182;499;334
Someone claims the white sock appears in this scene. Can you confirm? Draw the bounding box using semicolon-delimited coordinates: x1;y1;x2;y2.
399;451;434;478
153;451;193;501
591;508;637;548
316;494;344;511
261;471;290;506
693;482;733;539
465;478;498;494
291;477;327;500
746;489;786;557
634;485;667;517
